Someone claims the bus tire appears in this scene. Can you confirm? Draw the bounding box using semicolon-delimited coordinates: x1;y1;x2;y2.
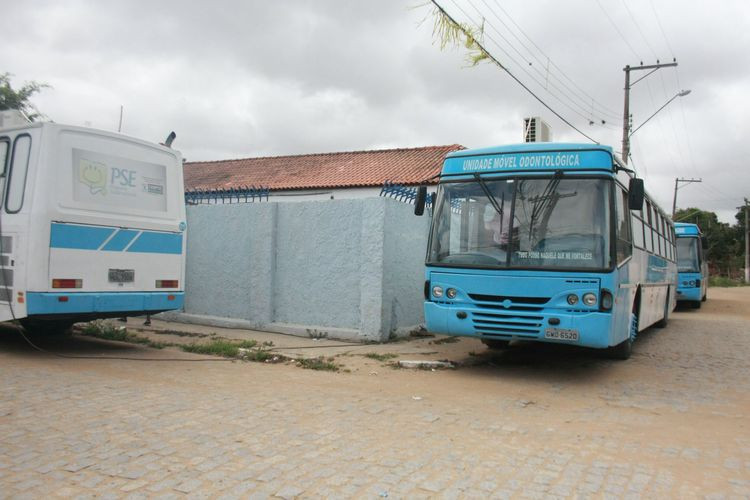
608;313;636;360
482;339;510;350
701;293;707;302
20;318;75;336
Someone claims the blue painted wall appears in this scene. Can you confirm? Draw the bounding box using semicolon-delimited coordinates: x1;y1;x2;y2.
165;198;431;341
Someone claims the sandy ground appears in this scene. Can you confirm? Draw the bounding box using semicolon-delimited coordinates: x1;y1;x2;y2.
1;286;749;497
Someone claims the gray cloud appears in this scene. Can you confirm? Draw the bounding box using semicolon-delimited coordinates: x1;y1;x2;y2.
2;0;748;222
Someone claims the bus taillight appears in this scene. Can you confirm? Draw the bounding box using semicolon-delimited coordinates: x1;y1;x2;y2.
156;280;179;288
52;279;82;289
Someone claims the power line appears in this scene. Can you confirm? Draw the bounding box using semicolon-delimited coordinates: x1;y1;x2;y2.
491;0;623;119
450;0;614;129
620;0;659;61
479;0;622;122
596;0;641;60
649;0;675;58
430;0;601;143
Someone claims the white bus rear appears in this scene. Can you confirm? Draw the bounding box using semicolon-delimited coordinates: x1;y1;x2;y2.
0;117;186;333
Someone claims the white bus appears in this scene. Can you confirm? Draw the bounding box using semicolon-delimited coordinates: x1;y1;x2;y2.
0;111;186;334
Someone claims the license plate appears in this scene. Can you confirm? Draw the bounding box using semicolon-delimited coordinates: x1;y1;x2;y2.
108;269;135;283
544;327;579;341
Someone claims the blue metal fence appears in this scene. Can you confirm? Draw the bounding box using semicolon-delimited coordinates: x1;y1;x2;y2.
185;186;270;205
379;181;433;207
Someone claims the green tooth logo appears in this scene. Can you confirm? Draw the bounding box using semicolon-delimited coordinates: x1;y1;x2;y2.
78;159;107;195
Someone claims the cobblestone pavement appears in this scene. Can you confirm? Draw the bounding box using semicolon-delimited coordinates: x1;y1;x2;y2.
1;287;750;498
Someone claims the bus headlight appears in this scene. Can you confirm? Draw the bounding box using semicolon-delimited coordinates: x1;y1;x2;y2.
688;280;696;287
446;288;457;299
582;293;597;306
432;286;444;298
600;290;613;311
567;294;578;305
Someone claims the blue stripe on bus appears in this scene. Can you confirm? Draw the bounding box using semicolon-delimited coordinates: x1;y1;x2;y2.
50;223;182;255
26;292;184;315
126;231;183;254
101;229;139;251
50;224;115;250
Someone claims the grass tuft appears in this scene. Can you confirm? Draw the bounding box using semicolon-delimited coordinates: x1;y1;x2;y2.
296;357;340;372
363;352;398;362
180;339;257;357
79;321;172;349
430;336;460;345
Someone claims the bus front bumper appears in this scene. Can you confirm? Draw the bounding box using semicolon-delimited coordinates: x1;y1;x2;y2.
424;302;613;349
676;286;701;302
26;292;184;316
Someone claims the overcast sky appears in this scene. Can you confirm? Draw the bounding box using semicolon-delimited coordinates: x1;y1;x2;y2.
2;0;748;222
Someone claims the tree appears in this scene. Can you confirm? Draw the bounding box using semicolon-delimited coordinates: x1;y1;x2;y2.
0;73;49;121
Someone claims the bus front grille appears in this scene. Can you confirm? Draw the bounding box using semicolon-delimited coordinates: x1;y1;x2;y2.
471;311;543;338
468;293;550;312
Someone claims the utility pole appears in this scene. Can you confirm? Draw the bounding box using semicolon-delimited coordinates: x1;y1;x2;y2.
745;198;749;283
621;60;678;164
671;177;701;218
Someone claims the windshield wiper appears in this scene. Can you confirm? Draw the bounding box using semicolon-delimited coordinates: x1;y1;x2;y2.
473;173;504;217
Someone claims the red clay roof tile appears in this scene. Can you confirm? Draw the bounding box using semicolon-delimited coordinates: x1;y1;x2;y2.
183;144;464;191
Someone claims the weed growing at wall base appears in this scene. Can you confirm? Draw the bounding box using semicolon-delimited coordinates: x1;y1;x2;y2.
181;339;258;357
78;321;172;349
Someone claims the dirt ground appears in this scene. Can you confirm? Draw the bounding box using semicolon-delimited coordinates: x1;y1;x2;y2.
1;286;749;497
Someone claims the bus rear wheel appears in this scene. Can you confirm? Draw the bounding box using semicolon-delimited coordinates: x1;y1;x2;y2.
20;318;75;336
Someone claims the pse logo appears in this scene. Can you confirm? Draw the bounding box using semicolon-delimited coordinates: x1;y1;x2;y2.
77;158;108;195
77;159;138;196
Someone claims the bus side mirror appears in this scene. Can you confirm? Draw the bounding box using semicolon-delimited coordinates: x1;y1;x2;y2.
415;186;427;216
628;178;644;211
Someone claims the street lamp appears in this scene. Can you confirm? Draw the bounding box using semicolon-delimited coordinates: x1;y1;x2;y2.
629;90;691;138
620;60;680;164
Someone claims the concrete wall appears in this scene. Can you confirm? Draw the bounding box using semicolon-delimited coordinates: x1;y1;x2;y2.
164;197;431;342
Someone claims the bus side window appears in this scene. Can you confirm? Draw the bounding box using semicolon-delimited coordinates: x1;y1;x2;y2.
631;213;645;249
6;135;31;213
657;213;664;257
0;138;8;204
615;186;632;263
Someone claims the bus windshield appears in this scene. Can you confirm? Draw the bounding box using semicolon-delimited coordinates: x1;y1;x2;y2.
427;177;611;270
676;237;700;272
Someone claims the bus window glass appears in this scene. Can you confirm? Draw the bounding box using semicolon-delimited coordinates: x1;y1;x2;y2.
6;135;31;213
631;215;644;248
428;180;514;267
677;238;700;272
615;187;632;263
510;178;610;269
0;139;8;204
428;177;611;269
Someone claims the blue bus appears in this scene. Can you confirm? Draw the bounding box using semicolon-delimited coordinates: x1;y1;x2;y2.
674;222;708;308
415;143;677;359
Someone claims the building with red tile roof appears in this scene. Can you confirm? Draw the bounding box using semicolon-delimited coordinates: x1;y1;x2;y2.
183;145;463;197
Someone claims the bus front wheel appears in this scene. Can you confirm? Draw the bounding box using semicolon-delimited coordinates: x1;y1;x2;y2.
608;313;637;360
482;339;510;350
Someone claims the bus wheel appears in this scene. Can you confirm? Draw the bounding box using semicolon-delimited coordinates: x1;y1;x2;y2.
701;293;707;302
20;318;75;336
482;339;510;350
608;313;637;360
